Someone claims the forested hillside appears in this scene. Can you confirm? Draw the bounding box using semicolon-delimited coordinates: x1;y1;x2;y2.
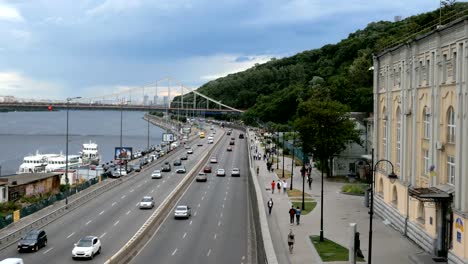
185;3;468;125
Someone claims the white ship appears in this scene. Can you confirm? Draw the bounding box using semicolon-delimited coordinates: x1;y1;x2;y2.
80;141;100;165
18;151;83;174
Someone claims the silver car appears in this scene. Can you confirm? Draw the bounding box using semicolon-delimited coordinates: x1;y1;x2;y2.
175;166;186;173
139;196;155;209
196;172;207;182
231;168;240;177
174;205;191;219
151;170;162;179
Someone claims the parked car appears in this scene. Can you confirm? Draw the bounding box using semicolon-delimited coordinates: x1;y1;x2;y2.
203;166;212;173
210;157;218;163
161;162;171;172
132;164;141;172
175;166;186;173
72;236;101;260
174;205;191;219
196;172;207;182
152;170;162;179
139;196;155;209
231;168;240;177
17;229;47;252
173;159;182;166
217;168;226;176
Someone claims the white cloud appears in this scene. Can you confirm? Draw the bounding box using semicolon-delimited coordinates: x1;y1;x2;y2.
0;3;24;22
0;71;63;99
86;0;143;15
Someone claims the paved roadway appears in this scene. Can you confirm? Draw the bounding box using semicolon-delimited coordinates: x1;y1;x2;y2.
131;129;253;264
0;130;223;263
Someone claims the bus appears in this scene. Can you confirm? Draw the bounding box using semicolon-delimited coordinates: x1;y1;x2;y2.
199;132;205;138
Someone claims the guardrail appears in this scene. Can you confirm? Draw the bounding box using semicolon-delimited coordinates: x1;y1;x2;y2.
105;129;223;264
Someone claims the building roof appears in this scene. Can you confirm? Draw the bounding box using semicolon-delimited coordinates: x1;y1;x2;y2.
0;173;61;186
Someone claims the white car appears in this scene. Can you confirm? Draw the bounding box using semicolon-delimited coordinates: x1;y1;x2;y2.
217;168;225;176
151;170;162;179
187;148;194;154
210;157;218;163
184;144;191;149
174;205;191;219
231;168;240;177
0;259;24;264
72;236;101;260
139;196;155;209
175;166;186;173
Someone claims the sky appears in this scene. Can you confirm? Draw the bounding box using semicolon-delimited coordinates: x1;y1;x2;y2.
0;0;444;100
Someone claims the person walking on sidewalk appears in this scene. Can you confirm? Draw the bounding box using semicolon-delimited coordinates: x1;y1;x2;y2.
287;229;295;254
289;206;296;225
267;198;274;215
283;180;288;194
277;180;282;193
295;206;302;225
271;180;276;194
307;176;313;190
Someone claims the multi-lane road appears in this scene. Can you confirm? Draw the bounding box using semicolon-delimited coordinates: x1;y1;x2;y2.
0;126;255;264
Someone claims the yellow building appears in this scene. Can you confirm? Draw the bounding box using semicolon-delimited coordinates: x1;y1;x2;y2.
373;17;467;263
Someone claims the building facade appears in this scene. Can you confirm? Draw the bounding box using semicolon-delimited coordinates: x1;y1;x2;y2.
373;18;468;263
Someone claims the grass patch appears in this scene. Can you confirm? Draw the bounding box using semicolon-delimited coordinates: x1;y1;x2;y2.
341;184;367;195
326;175;367;183
291;201;316;215
287;188;312;198
276;169;291;179
310;236;365;262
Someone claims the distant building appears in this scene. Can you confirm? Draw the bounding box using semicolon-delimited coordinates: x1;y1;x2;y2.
143;95;149;106
373;16;467;263
0;173;61;201
153;95;158;105
0;96;16;103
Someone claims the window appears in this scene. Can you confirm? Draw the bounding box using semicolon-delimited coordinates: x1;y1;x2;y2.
417;201;425;224
423;106;430;139
396;107;401;166
423;149;429;175
383;119;387;159
447;107;455;144
378;178;384;195
391;186;398;207
442;54;447;84
447;155;455;185
453;52;457;82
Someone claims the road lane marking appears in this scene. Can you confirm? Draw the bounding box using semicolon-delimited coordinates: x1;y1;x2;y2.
144;180;148;183
67;232;75;238
126;210;131;215
135;202;139;206
157;184;160;188
220;213;223;218
114;220;120;226
183;232;187;239
198;203;201;208
218;221;221;226
201;196;204;200
151;189;154;193
121;195;126;199
163;180;166;183
224;197;226;201
137;184;141;188
86;220;92;226
130;189;134;192
172;248;178;256
99;210;104;215
112;202;117;206
194;211;197;216
207;249;211;256
226;191;228;195
204;191;207;195
189;220;192;225
42;247;53;254
100;233;107;238
214;233;217;240
222;204;225;208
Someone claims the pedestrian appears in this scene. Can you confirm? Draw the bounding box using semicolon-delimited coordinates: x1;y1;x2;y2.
283;180;288;193
308;177;313;190
257;166;260;175
271;180;276;194
295;206;301;225
287;229;295;254
277;180;281;192
267;198;274;215
289;205;296;225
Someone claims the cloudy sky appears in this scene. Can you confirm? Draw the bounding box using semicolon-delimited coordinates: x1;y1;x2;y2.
0;0;442;100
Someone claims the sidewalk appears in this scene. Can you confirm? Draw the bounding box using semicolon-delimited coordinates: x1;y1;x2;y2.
249;131;426;264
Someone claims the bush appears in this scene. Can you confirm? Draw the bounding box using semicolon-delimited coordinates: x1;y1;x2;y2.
341;184;366;195
283;148;290;155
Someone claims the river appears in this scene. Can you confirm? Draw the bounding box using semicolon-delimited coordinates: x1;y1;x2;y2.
0;110;164;175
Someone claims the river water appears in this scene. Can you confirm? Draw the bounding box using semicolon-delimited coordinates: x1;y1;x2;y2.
0;110;164;175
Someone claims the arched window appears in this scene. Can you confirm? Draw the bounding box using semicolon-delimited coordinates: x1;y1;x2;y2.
423;106;430;139
391;186;398;207
382;107;387;159
378;178;384;196
447;107;455;144
396;107;401;166
417;201;425;224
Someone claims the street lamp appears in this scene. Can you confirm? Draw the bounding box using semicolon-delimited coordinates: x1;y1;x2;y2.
301;160;306;210
120;100;131;177
276;129;279;170
290;131;296;190
368;148;398;264
282;132;285;178
65;96;81;206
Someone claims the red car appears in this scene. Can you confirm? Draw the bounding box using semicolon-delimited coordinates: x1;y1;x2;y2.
203;166;212;173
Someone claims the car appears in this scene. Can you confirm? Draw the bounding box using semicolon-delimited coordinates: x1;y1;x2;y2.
203;166;212;173
231;137;235;140
197;142;203;147
139;196;155;209
174;205;191;219
217;168;226;176
175;166;186;173
173;159;182;166
0;258;24;264
227;146;233;152
229;141;235;145
184;144;191;149
227;131;231;135
210;157;218;163
152;170;162;179
132;164;141;172
231;168;240;177
72;236;101;260
161;162;171;172
17;229;47;252
239;133;244;139
196;172;207;182
180;154;188;160
187;148;194;154
208;139;214;144
159;150;165;156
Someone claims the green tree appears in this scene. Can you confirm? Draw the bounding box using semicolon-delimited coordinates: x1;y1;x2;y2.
295;99;361;177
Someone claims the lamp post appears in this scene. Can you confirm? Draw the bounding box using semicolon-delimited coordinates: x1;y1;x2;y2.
368;148;398;264
276;129;279;170
120;100;131;177
282;132;285;178
65;96;81;206
290;132;295;190
301;161;306;210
